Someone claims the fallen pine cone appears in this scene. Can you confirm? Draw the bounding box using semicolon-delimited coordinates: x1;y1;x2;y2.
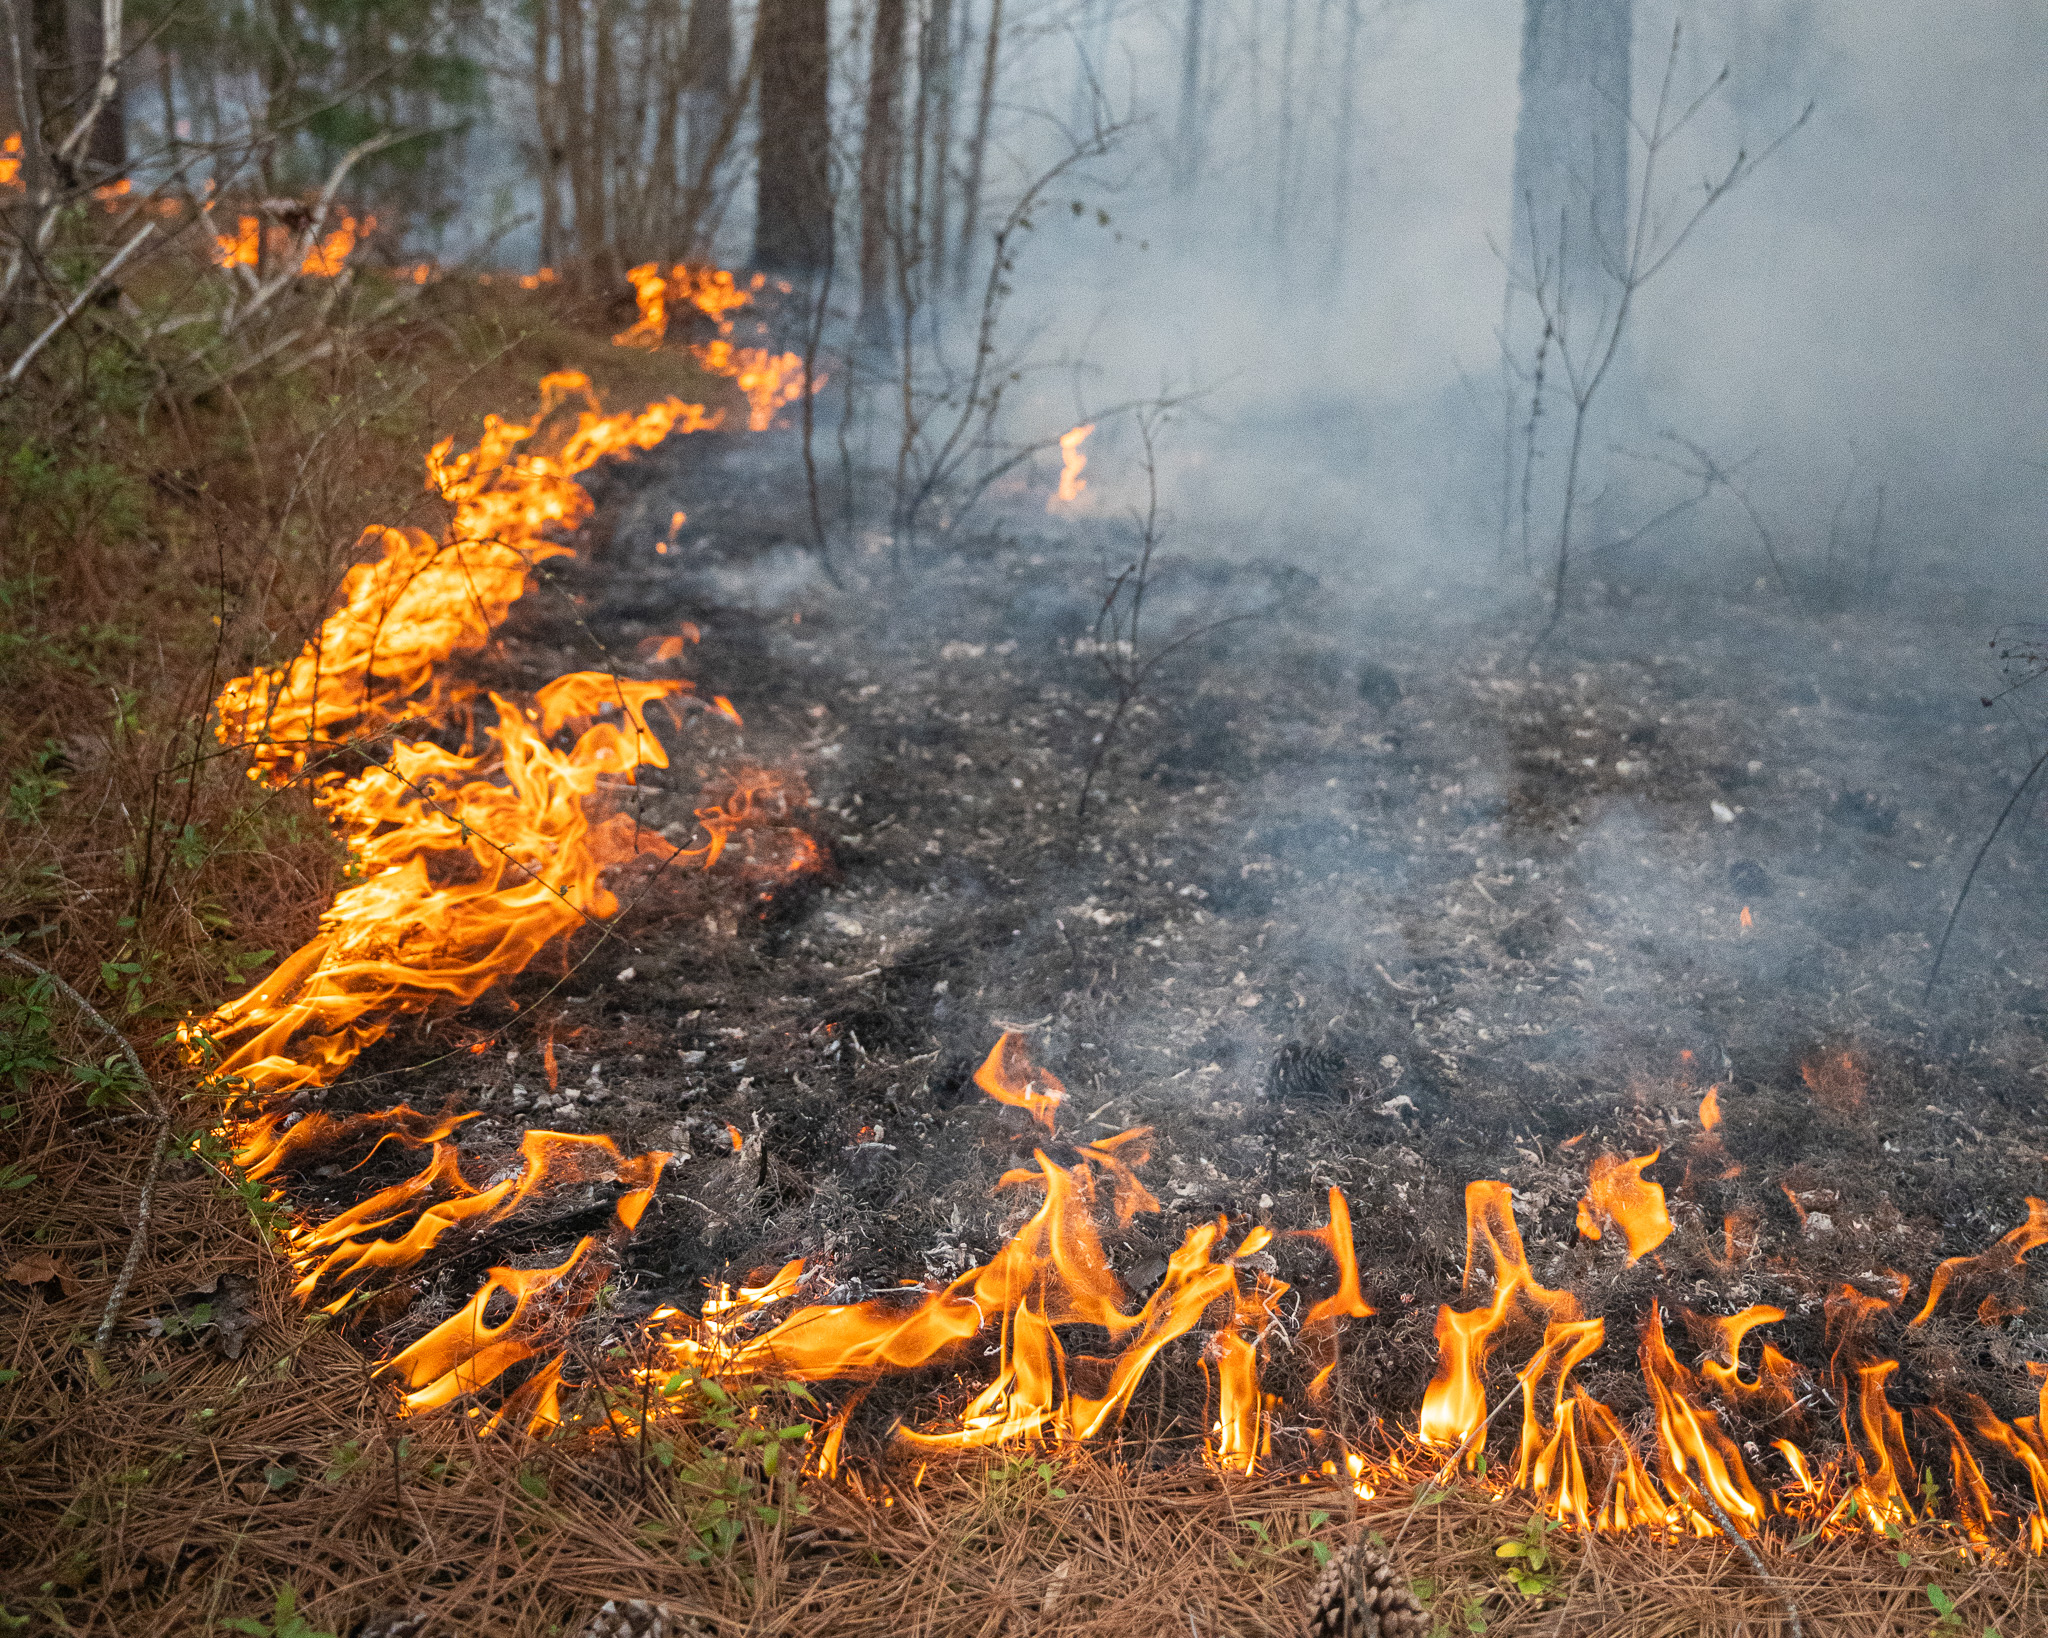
577;1597;714;1638
1303;1537;1429;1638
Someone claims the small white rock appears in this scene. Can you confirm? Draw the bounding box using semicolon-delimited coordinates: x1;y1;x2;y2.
616;966;637;981
1804;1212;1834;1236
822;912;865;938
1711;801;1737;824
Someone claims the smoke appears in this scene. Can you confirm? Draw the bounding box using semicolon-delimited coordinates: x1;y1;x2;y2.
982;0;2048;591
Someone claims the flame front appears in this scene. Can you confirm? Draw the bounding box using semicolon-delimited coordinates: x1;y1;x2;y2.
613;261;817;429
191;274;2048;1558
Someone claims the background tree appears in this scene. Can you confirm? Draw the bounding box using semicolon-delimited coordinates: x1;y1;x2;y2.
1499;0;1634;567
856;0;907;342
755;0;831;273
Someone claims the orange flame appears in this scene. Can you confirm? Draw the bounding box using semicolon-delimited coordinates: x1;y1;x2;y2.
1419;1182;1579;1458
1911;1197;2048;1326
1640;1303;1765;1535
1576;1150;1674;1262
301;213;369;276
212;214;259;268
1049;423;1094;509
1292;1185;1375;1332
613;263;819;429
1511;1316;1668;1530
973;1031;1067;1133
1698;1086;1721;1129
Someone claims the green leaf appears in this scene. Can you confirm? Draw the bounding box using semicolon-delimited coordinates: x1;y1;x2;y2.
1495;1541;1527;1558
1927;1584;1956;1619
264;1465;298;1492
0;1369;18;1385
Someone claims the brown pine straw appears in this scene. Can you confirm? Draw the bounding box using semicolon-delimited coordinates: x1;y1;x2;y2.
6;1087;2047;1638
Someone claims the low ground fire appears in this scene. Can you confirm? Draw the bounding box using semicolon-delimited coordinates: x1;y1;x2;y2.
189;279;2048;1579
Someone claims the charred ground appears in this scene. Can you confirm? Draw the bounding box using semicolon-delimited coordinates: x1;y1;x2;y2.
281;421;2048;1495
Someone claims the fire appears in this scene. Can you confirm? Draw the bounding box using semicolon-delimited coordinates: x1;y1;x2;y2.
1049;423;1095;509
1419;1182;1580;1457
213;214;259;268
1575;1150;1674;1262
215;370;720;792
300;213;370;276
1511;1315;1667;1530
0;132;20;187
206;208;371;276
1640;1303;1766;1534
1911;1197;2048;1326
613;262;819;430
631;1051;1369;1475
189;272;2048;1556
972;1030;1066;1132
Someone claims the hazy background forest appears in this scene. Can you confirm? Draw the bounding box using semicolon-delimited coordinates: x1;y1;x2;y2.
5;0;2044;593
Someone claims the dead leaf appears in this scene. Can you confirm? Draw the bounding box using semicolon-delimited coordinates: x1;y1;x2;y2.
5;1251;81;1295
157;1270;260;1357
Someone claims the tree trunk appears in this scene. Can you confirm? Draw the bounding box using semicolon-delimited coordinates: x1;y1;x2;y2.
953;0;998;293
1272;0;1295;243
754;0;830;274
534;0;563;269
919;0;954;292
1503;0;1633;560
589;0;617;271
1326;0;1357;278
682;0;732;195
856;0;906;343
1173;0;1203;191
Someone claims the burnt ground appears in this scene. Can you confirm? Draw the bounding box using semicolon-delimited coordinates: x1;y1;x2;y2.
277;419;2048;1508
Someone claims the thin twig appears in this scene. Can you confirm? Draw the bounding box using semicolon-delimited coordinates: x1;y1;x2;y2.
1693;1483;1803;1638
0;947;173;1349
1;223;156;389
1926;739;2048;996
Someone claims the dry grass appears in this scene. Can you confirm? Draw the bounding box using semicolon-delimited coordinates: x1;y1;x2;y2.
4;279;2046;1638
6;1168;2045;1638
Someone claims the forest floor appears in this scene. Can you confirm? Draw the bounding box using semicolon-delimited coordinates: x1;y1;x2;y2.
7;311;2048;1635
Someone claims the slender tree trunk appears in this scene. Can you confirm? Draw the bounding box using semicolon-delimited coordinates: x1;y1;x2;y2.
953;0;998;293
1272;0;1295;245
920;0;953;292
559;0;595;268
1173;0;1203;190
857;0;906;344
754;0;830;273
1;0;49;202
590;0;617;271
78;0;121;169
534;0;563;269
644;0;685;259
1504;0;1634;565
681;0;733;202
1326;0;1357;279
